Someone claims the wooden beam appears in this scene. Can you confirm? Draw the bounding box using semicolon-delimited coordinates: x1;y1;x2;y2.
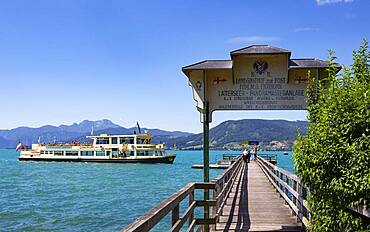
122;183;195;232
194;182;215;190
170;201;196;232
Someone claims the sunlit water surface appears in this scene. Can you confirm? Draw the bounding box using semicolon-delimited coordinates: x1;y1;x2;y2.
0;149;293;231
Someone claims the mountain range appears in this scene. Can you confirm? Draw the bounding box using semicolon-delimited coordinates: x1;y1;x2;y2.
154;119;308;149
0;119;308;149
0;119;191;148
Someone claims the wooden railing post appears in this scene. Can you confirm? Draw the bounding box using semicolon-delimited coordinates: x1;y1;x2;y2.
172;204;179;227
297;183;303;222
285;175;289;197
292;180;298;216
211;182;217;218
188;190;194;231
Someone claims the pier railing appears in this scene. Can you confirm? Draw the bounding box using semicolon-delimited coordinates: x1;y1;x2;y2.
124;154;368;231
122;156;243;232
256;156;370;225
256;156;310;226
257;154;277;162
211;156;243;222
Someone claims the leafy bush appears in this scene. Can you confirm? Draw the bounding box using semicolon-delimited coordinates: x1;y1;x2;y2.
294;40;370;231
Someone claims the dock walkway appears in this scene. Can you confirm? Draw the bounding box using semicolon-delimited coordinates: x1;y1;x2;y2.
214;161;302;231
123;157;309;232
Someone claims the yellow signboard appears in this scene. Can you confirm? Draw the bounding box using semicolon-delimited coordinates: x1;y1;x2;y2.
183;45;330;122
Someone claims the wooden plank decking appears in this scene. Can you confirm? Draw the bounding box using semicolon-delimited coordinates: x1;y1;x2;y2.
213;161;303;232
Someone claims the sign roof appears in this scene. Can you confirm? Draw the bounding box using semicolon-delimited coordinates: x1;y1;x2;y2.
230;45;291;57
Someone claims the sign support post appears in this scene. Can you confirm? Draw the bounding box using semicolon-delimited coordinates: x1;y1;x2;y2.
203;101;210;232
182;45;339;232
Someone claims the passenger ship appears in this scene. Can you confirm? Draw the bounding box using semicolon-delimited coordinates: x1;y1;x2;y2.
18;133;176;164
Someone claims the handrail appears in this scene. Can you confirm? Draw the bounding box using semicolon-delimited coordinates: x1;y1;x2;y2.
256;156;310;227
256;156;370;225
258;154;277;162
348;204;370;218
212;156;243;220
122;156;243;232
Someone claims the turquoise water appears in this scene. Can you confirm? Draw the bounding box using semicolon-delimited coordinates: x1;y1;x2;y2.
257;150;295;173
0;149;294;231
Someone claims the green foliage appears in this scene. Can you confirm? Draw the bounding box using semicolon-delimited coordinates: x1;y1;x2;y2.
294;39;370;231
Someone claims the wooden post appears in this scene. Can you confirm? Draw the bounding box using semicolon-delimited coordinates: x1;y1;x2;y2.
284;175;289;205
203;101;210;232
285;176;289;196
210;181;218;231
172;204;179;227
292;180;297;216
189;190;194;231
297;183;303;222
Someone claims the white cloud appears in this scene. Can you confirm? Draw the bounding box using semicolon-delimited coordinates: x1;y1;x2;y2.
293;27;320;32
316;0;354;5
228;36;279;44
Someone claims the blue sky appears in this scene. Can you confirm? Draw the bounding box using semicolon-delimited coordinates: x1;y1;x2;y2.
0;0;368;133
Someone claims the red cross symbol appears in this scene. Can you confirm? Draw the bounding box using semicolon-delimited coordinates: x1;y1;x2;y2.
213;77;227;85
295;76;307;84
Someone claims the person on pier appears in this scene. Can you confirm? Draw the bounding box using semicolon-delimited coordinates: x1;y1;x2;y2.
243;149;250;163
253;146;258;160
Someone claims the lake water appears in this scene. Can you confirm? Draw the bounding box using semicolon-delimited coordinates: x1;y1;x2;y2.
0;149;294;231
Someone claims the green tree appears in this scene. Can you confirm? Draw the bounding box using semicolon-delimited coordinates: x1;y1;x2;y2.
294;40;370;231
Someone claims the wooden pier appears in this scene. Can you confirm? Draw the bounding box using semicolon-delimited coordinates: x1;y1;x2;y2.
123;156;310;232
214;161;302;231
122;154;370;231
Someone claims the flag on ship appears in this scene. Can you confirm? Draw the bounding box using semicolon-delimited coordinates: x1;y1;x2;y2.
137;122;141;134
15;142;24;151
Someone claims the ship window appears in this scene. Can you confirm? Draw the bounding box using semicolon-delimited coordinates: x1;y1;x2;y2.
65;151;78;156
40;151;45;154
96;138;109;144
130;151;134;156
111;137;118;144
81;151;94;156
112;148;118;155
121;138;134;144
54;151;63;156
96;151;105;156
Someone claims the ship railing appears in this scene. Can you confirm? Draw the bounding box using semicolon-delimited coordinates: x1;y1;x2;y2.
43;143;93;148
135;144;158;149
20;146;31;151
256;156;310;226
122;156;243;232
